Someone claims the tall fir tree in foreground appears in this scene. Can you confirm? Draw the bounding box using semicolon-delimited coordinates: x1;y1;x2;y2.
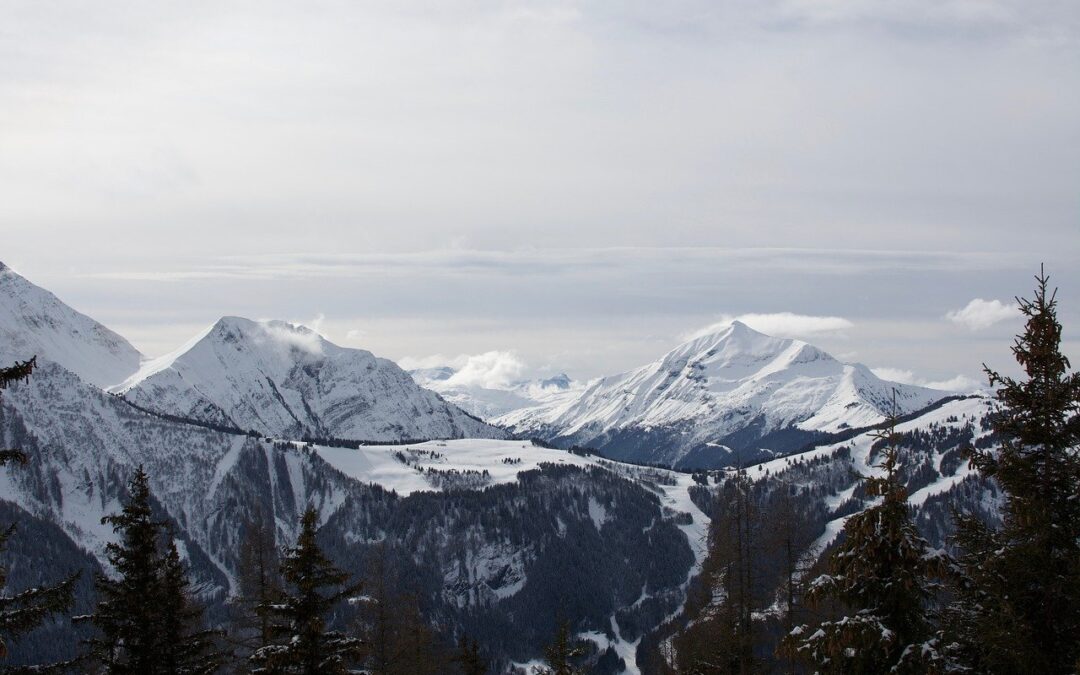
357;543;441;675
784;402;946;674
675;469;763;675
946;268;1080;673
85;467;220;674
250;507;362;675
535;620;584;675
228;512;282;665
0;355;77;663
452;634;487;675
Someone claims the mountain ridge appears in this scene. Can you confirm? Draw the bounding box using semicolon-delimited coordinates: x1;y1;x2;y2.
113;315;506;442
498;321;946;468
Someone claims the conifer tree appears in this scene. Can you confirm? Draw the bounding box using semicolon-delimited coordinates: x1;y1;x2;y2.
86;467;165;672
452;635;487;675
783;404;946;674
356;543;441;675
86;467;219;674
946;269;1080;673
0;355;77;663
229;512;282;663
250;507;362;674
676;468;763;675
535;620;584;675
156;539;222;674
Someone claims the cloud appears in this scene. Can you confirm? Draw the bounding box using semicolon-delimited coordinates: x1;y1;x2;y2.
687;312;854;341
399;351;530;390
80;248;1024;283
256;319;325;355
870;367;982;392
946;298;1019;330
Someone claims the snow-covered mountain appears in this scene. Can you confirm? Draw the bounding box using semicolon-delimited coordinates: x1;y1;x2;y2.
0;267;699;669
112;317;505;441
0;262;142;388
408;365;579;420
498;321;947;468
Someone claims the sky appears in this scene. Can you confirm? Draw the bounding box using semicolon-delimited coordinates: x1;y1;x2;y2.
2;0;1079;388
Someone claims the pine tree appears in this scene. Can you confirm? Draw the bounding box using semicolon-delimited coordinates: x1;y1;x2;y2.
535;620;584;675
0;355;77;663
86;467;220;674
86;467;165;672
452;634;487;675
676;469;763;675
157;539;222;674
250;507;362;674
229;512;282;663
946;268;1080;673
357;544;440;675
783;404;946;674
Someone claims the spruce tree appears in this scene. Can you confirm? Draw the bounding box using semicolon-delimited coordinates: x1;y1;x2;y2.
535;620;584;675
0;355;77;663
250;507;362;674
157;539;222;674
452;635;487;675
357;543;441;675
784;406;946;674
86;467;164;672
229;512;282;663
946;269;1080;673
86;467;219;674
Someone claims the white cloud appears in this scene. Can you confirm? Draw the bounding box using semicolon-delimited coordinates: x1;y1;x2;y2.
446;351;528;389
257;319;325;355
870;366;982;392
946;298;1018;330
687;312;854;341
399;351;529;390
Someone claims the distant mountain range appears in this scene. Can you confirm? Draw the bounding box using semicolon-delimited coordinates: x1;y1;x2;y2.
0;261;992;672
409;365;578;420
498;321;946;468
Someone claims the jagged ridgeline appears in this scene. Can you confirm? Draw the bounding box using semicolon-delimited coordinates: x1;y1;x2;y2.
0;262;701;669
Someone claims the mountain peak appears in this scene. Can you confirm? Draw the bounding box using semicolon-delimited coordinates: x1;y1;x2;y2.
0;262;142;388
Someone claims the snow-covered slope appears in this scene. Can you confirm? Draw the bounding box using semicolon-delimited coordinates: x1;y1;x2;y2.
499;321;946;468
409;367;579;420
0;262;142;388
112;317;506;442
0;358;699;669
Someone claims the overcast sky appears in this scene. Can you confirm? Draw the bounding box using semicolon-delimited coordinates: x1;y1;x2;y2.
3;0;1079;387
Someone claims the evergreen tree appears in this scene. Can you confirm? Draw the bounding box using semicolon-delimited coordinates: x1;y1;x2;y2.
451;634;487;675
250;507;362;674
357;544;440;675
156;539;222;674
675;469;763;675
86;467;164;672
229;512;282;664
0;355;77;663
946;269;1080;673
86;467;219;674
535;620;584;675
783;405;946;673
